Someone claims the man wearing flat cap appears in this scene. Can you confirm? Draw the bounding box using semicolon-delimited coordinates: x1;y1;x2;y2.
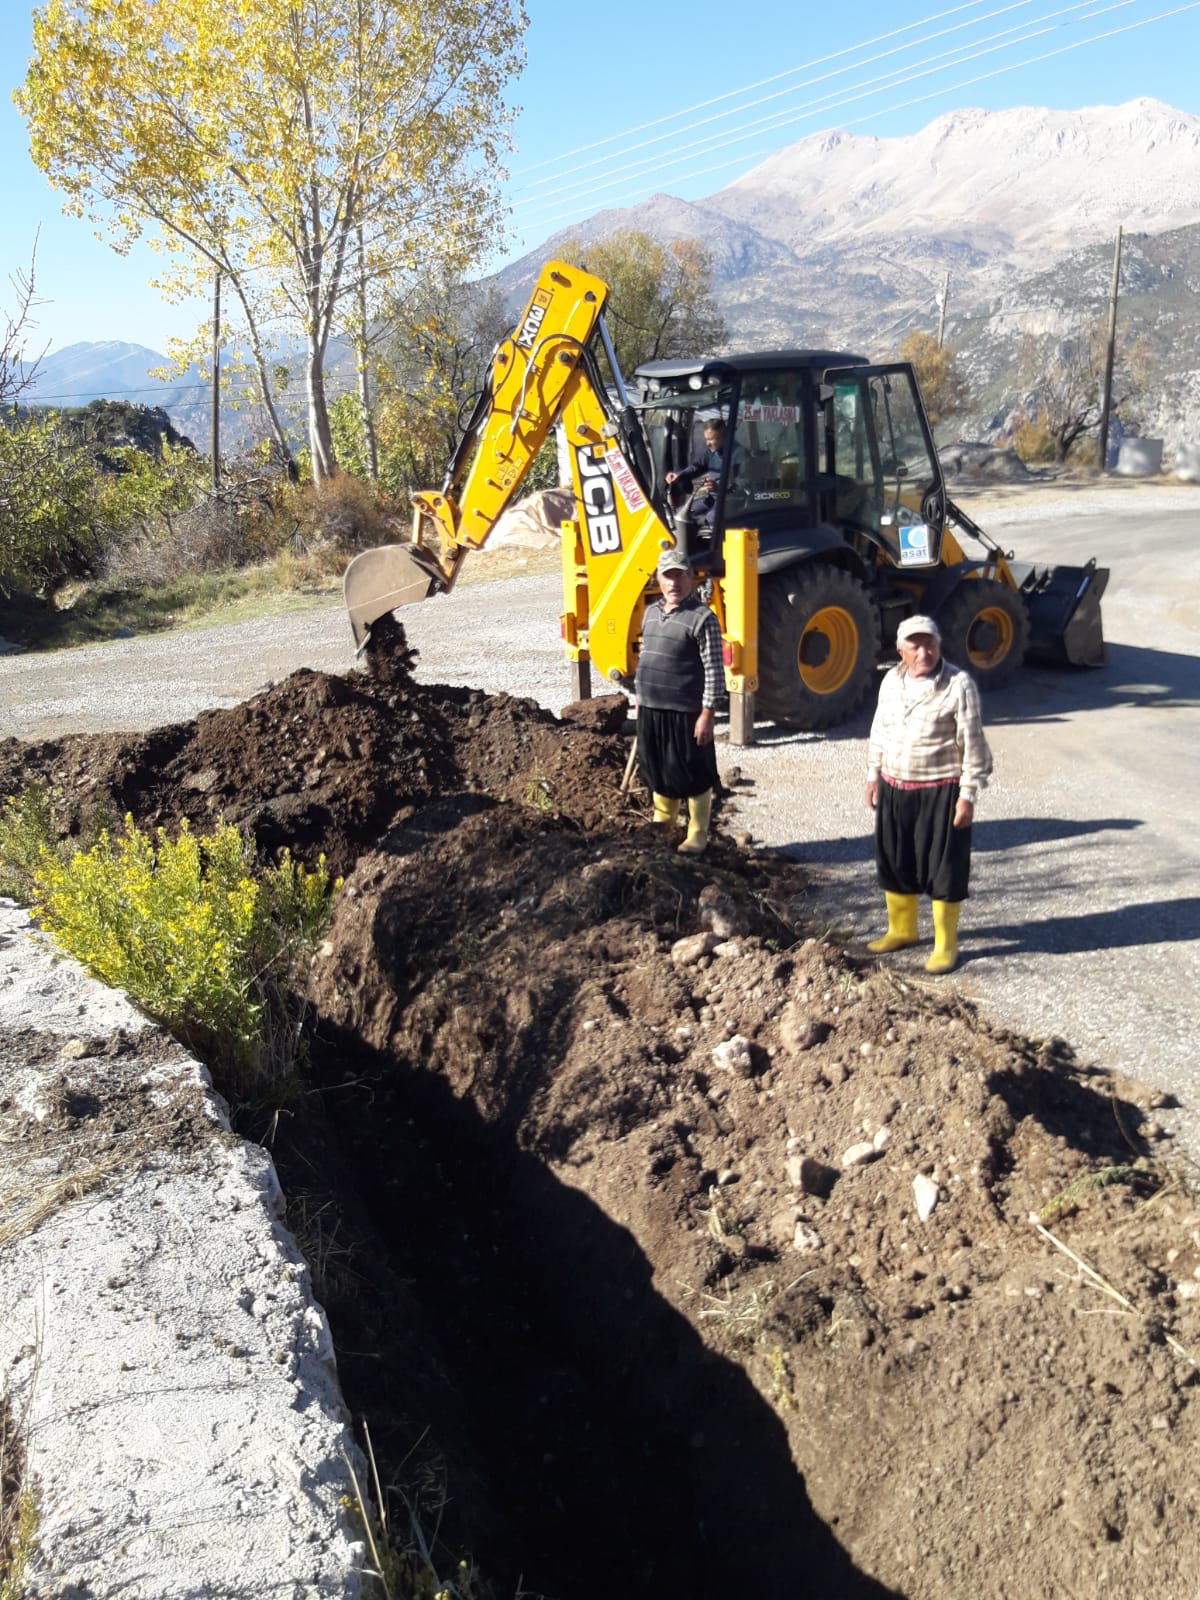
864;614;993;973
634;548;724;854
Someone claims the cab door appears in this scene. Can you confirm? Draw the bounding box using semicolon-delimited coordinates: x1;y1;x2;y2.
823;364;946;569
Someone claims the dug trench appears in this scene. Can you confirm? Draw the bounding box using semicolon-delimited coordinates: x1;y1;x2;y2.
4;621;1198;1599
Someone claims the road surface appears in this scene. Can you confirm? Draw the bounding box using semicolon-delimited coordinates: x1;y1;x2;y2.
3;486;1198;1161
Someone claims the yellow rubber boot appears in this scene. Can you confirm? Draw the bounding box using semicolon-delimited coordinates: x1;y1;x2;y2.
678;790;712;855
926;900;961;973
868;892;919;953
652;793;681;826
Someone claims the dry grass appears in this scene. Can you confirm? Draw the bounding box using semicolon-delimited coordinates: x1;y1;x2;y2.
1031;1217;1198;1371
0;1149;131;1253
1;1385;38;1598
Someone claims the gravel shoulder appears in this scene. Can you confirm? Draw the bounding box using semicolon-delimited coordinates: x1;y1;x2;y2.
0;903;366;1598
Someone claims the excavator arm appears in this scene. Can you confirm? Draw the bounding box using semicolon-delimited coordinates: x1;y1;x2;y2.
346;261;652;650
343;258;759;732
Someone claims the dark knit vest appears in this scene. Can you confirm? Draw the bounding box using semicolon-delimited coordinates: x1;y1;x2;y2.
635;598;708;712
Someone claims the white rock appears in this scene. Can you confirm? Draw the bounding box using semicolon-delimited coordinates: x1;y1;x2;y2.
913;1173;940;1221
1175;1280;1198;1301
671;931;720;967
711;1035;752;1075
872;1126;891;1152
841;1141;877;1169
793;1223;823;1252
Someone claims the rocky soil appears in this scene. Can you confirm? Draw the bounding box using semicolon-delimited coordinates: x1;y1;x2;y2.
3;622;1198;1598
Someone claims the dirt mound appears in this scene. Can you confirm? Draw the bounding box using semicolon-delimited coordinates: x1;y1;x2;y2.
0;629;634;880
5;620;1197;1597
306;806;1199;1597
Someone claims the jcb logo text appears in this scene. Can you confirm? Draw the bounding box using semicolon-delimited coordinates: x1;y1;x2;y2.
576;448;622;556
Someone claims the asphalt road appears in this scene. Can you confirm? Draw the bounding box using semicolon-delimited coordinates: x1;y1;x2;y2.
3;489;1198;1161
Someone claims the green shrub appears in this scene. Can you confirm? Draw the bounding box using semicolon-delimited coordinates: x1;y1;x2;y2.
0;786;58;903
0;415;105;597
29;818;338;1111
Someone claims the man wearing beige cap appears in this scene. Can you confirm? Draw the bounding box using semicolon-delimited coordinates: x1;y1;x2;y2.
864;614;993;973
635;548;724;854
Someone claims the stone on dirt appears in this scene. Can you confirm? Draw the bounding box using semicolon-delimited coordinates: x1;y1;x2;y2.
914;1172;941;1220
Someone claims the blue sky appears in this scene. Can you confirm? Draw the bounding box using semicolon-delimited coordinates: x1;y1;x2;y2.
5;0;1199;359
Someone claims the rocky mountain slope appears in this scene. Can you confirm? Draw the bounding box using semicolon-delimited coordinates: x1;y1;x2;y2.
498;99;1200;448
28;101;1200;455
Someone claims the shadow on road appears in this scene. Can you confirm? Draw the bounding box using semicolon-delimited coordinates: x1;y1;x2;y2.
779;815;1144;870
973;815;1144;852
965;895;1200;959
988;641;1200;724
731;641;1199;751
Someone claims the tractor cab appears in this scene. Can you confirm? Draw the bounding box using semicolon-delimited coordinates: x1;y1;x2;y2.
633;354;947;577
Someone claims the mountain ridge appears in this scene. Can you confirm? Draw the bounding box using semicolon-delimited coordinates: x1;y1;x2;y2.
23;100;1200;452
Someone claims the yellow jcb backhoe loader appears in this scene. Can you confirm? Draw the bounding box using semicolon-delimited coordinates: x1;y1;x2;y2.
344;260;1107;744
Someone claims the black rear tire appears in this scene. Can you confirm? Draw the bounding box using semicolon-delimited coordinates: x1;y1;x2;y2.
758;567;881;730
936;579;1030;691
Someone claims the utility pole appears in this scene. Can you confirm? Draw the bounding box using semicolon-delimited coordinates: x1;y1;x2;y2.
936;271;950;348
211;270;221;490
1097;225;1123;472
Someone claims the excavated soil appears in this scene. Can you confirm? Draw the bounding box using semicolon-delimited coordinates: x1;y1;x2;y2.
4;625;1198;1599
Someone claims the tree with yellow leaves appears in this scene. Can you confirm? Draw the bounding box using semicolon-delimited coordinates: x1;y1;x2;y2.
898;332;970;430
562;230;727;380
19;0;526;480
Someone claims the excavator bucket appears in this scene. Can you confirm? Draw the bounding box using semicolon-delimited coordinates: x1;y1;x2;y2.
1012;557;1110;667
343;544;442;653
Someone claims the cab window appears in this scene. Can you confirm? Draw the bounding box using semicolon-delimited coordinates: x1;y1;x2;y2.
726;371;809;520
830;370;938;550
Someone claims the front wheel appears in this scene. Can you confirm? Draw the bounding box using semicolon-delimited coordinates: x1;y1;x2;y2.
936;579;1030;691
758;567;881;730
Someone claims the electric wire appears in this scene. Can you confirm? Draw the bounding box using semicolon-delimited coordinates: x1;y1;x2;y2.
517;0;1062;196
513;0;1164;220
512;0;1001;174
510;2;1199;243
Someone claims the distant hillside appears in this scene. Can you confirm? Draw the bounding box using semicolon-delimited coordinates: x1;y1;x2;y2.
494;98;1200;450
26;341;194;412
22;337;355;456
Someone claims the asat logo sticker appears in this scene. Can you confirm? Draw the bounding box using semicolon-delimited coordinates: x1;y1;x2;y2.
898;523;932;566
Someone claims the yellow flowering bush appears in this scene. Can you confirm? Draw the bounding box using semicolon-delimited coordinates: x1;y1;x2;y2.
31;817;338;1109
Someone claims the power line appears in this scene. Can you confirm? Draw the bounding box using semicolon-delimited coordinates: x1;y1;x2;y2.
515;0;1054;198
511;3;1199;242
512;0;999;175
513;0;1120;218
513;0;1144;220
23;376;362;404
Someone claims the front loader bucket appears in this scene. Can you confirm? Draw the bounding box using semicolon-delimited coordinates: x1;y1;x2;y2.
1012;557;1110;667
343;544;442;653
